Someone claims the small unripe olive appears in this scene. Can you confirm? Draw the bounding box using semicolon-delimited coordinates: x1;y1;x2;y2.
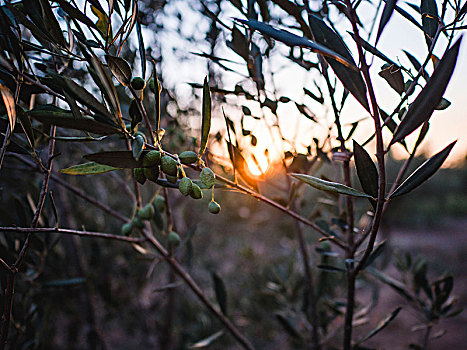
153;195;166;212
179;151;198;165
133;217;145;228
142;150;161;167
144;166;160;182
167;231;181;246
161;155;178;176
134;168;146;184
121;223;133;235
190;183;203;199
130;77;145;90
200;167;215;188
208;200;221;214
138;204;155;220
179;177;193;196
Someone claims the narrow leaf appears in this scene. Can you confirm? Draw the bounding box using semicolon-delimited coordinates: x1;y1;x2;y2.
189;331;224;349
136;19;146;78
105;54;132;86
353;141;379;198
236;18;354;68
348;32;397;66
308;14;370;111
84;150;149;168
389;141;456;199
199;77;211;156
0;80;15;132
391;37;462;145
376;0;398;44
28;105;120;135
53;0;98;30
38;0;67;47
421;0;439;48
60;162;120;175
355;307;402;345
403;50;430;81
212;272;228;316
291;173;374;198
384;0;424;31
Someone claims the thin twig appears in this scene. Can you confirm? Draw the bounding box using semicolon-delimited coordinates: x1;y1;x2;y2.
0;227;145;243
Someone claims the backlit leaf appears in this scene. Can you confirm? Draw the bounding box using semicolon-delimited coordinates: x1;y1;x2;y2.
376;0;398;45
105;54;132;86
353;141;378;198
308;14;370;111
60;162;120;175
199;77;211;156
28;105;120;135
421;0;439;48
291;173;374;198
0;80;15;132
38;0;67;47
236;18;354;68
391;38;462;145
389;141;456;199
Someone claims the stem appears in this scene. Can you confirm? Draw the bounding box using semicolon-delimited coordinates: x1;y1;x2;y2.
423;323;432;350
0;227;145;243
343;1;387;349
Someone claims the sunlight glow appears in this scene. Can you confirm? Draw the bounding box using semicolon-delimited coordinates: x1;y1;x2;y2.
246;153;269;177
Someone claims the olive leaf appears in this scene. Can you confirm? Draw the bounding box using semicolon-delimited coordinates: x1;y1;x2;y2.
189;331;224;349
38;0;67;47
353;141;378;198
376;0;397;45
354;307;402;345
291;173;374;198
389;141;456;199
28;105;120;135
53;0;98;30
390;37;462;145
348;32;397;66
199;77;211;156
307;14;370;111
403;50;430;81
235;18;354;68
421;0;439;48
105;54;132;86
212;272;228;316
0;80;15;132
60;162;120;175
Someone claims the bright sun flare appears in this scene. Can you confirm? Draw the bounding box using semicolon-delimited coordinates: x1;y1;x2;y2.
245;153;269;177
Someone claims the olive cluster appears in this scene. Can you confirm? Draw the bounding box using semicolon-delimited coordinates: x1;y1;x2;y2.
134;151;221;214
